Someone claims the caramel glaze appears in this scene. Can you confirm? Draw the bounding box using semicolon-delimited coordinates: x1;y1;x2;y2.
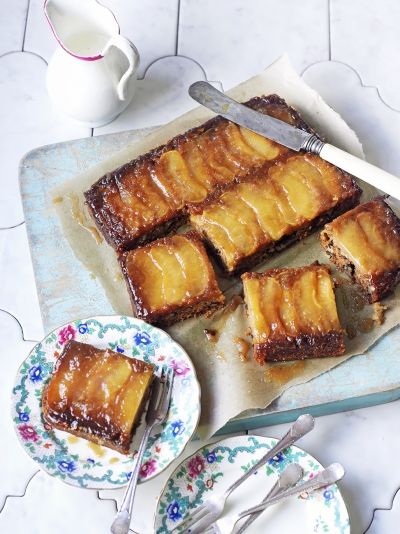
190;154;361;273
43;340;154;453
120;232;224;325
85;95;313;252
321;198;400;302
242;265;345;364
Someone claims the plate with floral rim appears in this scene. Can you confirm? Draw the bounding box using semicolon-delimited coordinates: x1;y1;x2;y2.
155;434;349;533
11;315;201;489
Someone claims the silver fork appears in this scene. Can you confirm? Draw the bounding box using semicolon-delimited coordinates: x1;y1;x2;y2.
203;463;344;534
110;365;174;534
170;413;315;533
232;463;303;534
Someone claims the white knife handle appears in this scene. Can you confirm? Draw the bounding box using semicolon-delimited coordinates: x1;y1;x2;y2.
319;143;400;200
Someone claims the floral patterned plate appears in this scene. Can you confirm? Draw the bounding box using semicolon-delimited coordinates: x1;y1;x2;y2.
155;435;350;533
11;315;201;489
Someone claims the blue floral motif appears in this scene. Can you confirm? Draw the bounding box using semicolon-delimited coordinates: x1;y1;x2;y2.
268;452;284;464
167;500;182;522
133;331;152;345
28;365;42;383
324;489;334;501
87;458;95;464
206;451;217;464
116;346;125;353
181;377;191;388
78;322;88;334
125;471;132;481
57;460;76;473
18;412;30;422
171;420;185;438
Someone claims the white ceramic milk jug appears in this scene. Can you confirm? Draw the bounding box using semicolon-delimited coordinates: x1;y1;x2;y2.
44;0;140;127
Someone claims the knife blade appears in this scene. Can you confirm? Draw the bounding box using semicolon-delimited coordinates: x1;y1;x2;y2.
189;81;321;152
188;81;400;200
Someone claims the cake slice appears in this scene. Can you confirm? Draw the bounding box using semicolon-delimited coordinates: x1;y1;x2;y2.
84;95;311;252
321;198;400;302
242;265;345;364
42;340;154;454
190;154;361;274
119;232;225;326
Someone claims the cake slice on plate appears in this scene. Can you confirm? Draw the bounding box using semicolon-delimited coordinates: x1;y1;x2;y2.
42;340;154;454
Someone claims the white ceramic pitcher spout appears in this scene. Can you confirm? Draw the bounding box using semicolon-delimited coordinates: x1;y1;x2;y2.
44;0;140;126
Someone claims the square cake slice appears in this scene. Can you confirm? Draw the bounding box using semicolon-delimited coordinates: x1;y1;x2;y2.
42;340;154;454
321;198;400;302
242;265;345;364
119;232;225;326
190;154;361;274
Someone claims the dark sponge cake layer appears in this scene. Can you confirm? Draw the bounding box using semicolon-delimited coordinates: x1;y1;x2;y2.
84;95;313;253
321;198;400;303
254;331;345;364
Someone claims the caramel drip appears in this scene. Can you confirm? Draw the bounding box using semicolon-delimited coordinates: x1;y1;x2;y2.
191;155;342;271
327;199;400;274
264;361;306;384
243;266;340;343
88;442;106;458
69;193;103;244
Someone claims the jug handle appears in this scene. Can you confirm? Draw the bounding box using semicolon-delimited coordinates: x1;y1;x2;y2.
102;35;140;101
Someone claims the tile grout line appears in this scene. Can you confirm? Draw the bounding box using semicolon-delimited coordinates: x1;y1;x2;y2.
0;220;25;231
328;0;332;61
0;471;40;514
363;485;400;533
0;308;40;343
21;0;31;52
175;0;181;56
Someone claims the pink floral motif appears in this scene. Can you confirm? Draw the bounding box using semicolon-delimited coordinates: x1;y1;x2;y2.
18;424;39;442
139;459;157;478
58;325;76;345
171;359;190;378
188;455;205;478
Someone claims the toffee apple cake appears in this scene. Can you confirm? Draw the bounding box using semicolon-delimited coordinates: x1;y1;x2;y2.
84;95;314;253
321;198;400;302
42;340;154;455
242;265;345;364
190;154;361;274
119;232;225;326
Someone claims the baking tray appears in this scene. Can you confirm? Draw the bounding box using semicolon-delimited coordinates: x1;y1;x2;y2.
20;129;400;434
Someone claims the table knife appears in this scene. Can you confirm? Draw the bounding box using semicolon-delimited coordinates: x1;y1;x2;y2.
189;81;400;200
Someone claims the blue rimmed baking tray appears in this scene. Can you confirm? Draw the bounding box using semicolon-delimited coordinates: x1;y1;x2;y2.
19;129;400;434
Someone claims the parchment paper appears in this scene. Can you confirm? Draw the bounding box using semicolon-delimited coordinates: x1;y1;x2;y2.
52;55;400;438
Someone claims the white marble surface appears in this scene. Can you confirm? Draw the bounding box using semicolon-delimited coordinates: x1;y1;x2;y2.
1;1;400;533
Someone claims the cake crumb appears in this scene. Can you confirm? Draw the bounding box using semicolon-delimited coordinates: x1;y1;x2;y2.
204;329;218;342
372;302;387;325
234;337;250;362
